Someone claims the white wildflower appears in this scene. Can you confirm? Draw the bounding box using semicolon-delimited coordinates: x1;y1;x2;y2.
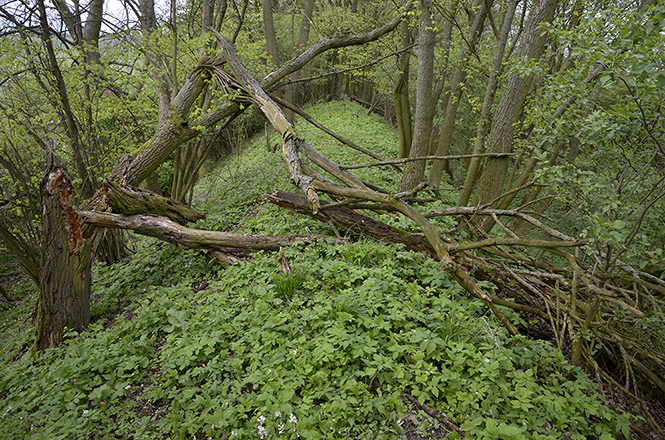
257;425;268;439
257;415;266;424
289;413;297;424
278;424;285;434
275;411;282;418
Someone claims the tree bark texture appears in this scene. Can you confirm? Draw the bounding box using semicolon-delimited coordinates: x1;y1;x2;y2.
471;0;558;220
394;20;412;159
102;179;205;224
263;0;281;68
398;0;434;191
80;210;338;252
266;190;435;256
428;0;490;188
34;164;91;352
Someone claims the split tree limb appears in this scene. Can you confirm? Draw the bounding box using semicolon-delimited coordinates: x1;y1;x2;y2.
102;180;205;224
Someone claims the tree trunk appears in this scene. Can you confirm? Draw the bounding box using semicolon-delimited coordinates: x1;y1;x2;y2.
37;0;94;198
263;0;281;68
398;0;434;191
458;0;518;206
394;20;412;159
428;0;490;188
286;0;314;110
33;161;91;353
471;0;558;230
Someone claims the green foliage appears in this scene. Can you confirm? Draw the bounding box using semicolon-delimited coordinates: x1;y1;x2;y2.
0;97;634;437
524;3;665;273
0;249;37;364
0;239;631;439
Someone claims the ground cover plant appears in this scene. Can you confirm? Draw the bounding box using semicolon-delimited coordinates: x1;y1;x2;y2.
0;102;635;439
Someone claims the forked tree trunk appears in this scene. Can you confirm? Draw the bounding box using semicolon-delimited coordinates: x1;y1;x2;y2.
471;0;557;231
33;161;91;353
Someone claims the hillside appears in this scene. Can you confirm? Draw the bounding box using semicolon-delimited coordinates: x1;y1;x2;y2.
0;101;633;439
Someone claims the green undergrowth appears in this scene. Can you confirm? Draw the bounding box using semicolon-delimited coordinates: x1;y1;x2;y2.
0;241;631;439
0;101;633;439
192;101;456;236
0;249;37;364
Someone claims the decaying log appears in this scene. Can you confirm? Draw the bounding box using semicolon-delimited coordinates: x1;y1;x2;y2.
402;392;464;437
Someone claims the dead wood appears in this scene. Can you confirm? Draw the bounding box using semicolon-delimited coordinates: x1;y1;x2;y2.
453;237;587;252
402;392;464;437
80;210;341;252
266;190;435;256
102;180;205;224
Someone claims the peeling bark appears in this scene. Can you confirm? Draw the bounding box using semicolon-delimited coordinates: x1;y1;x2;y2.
34;163;91;353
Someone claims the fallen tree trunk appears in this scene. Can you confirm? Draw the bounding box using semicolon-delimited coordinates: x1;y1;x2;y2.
80;210;341;251
265;190;435;256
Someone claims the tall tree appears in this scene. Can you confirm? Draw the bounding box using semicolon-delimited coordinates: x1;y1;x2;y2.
394;20;413;159
458;0;519;206
398;0;435;191
428;0;491;188
471;0;558;229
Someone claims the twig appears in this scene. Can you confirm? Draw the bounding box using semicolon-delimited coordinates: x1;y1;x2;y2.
401;392;464;437
454;238;587;252
340;152;514;170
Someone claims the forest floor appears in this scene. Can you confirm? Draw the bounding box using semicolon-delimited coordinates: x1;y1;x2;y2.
0;101;658;439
